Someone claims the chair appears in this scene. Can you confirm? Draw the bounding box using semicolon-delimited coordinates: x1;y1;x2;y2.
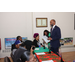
11;44;17;61
11;44;17;51
10;52;14;60
4;56;11;62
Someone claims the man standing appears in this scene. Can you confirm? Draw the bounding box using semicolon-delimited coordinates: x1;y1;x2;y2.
48;19;61;55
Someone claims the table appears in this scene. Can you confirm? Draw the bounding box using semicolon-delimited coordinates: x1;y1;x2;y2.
34;47;61;62
33;47;49;54
35;52;61;62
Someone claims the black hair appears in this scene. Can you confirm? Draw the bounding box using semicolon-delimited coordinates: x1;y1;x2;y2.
20;51;30;62
20;40;33;51
43;30;50;37
16;36;21;40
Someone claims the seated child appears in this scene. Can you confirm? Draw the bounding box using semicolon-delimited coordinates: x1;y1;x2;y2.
12;40;21;55
11;36;22;60
16;36;22;42
11;36;22;53
43;30;50;49
17;51;37;62
33;33;42;47
13;40;37;62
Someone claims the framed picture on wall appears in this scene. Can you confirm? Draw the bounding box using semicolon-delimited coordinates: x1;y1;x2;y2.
36;18;47;27
60;37;73;46
5;37;27;49
5;38;16;49
22;37;27;42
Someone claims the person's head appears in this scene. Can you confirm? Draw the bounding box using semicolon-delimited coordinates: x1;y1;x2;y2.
20;40;33;51
16;36;22;42
15;40;21;48
20;51;36;62
50;19;56;28
44;30;49;37
33;33;39;41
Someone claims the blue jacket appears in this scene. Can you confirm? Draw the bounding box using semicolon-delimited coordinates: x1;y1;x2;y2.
50;25;61;48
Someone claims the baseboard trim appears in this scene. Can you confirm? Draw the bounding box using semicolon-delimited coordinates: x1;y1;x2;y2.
61;47;75;53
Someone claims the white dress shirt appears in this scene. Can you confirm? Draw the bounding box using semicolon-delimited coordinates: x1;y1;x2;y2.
52;25;56;30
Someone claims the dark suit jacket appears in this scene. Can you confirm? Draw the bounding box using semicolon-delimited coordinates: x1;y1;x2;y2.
50;25;61;48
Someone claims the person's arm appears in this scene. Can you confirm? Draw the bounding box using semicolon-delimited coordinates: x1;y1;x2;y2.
52;28;61;41
42;39;46;45
30;47;37;62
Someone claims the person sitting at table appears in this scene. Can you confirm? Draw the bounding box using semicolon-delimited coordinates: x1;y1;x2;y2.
33;33;42;47
13;40;36;62
13;36;22;50
11;36;22;59
43;30;51;49
12;40;21;55
11;36;22;53
43;30;50;37
17;51;37;62
16;36;23;42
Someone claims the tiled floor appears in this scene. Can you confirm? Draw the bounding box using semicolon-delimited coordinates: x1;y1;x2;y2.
62;51;75;62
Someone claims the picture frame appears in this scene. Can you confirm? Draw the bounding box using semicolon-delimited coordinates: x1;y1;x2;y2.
60;37;73;46
36;18;47;27
5;37;27;49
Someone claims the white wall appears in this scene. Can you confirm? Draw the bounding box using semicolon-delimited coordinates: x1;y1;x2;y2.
33;12;51;43
33;12;75;45
0;12;75;58
50;12;75;40
0;12;33;50
0;12;75;50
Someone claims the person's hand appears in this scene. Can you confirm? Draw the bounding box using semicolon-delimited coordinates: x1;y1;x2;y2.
41;45;43;47
29;54;37;62
30;47;34;54
30;46;35;54
43;41;46;44
33;58;37;62
48;37;52;40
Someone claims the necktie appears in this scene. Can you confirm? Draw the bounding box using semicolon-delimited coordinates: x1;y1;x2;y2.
51;28;53;35
51;28;52;32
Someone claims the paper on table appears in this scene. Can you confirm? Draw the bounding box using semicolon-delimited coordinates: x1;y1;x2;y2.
42;60;54;62
36;52;45;55
42;36;50;43
35;48;39;50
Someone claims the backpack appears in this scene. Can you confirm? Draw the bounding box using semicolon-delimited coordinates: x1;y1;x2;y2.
11;44;17;51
